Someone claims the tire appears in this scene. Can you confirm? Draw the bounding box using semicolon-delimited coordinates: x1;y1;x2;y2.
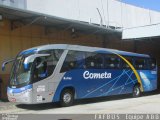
132;85;141;97
60;89;74;107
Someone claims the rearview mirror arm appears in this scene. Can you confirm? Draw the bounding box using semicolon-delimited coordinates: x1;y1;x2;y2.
2;58;15;71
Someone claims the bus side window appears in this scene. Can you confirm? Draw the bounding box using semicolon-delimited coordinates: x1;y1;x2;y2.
85;53;104;69
148;58;156;70
33;49;63;81
75;52;85;69
134;58;146;70
33;57;48;80
61;51;77;72
85;55;95;69
105;55;120;69
121;56;133;69
94;54;104;69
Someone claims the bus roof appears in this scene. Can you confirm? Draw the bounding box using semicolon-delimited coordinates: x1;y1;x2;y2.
24;44;150;58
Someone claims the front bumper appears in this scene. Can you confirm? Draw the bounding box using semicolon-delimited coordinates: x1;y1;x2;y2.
8;89;32;104
7;86;33;104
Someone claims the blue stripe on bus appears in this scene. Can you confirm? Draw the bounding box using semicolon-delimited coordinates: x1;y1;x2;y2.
19;48;37;55
7;84;32;94
52;69;157;102
52;69;135;102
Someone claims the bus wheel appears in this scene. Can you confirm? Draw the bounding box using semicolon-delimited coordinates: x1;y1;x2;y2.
132;85;141;97
60;89;74;107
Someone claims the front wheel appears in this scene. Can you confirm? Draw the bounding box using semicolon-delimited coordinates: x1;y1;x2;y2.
60;89;74;107
132;85;141;97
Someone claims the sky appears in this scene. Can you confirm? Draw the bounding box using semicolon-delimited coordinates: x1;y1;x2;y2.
121;0;160;12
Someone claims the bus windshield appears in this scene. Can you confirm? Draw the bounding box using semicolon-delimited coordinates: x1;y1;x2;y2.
9;49;64;87
10;53;35;86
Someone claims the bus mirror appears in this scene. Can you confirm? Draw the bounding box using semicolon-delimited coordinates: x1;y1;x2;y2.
2;63;5;71
2;58;15;71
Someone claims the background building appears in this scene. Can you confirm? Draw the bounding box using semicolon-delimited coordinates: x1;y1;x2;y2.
0;0;160;99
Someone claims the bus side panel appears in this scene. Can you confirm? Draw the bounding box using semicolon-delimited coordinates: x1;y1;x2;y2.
138;70;157;92
53;69;138;102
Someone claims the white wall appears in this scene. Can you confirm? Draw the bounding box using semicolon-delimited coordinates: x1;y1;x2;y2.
0;0;26;9
26;0;160;28
123;23;160;39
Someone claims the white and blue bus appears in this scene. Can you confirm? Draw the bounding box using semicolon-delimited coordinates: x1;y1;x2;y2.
2;44;157;107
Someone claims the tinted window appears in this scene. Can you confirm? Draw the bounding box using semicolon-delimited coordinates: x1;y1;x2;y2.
105;55;120;69
134;58;146;69
33;49;63;81
94;54;104;69
121;56;133;69
61;51;105;72
61;51;85;72
85;53;104;69
148;58;156;70
84;52;96;69
61;51;77;72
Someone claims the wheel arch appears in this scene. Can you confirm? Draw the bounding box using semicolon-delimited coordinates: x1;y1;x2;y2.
61;86;76;96
133;82;141;92
134;82;141;87
57;85;76;101
132;82;141;97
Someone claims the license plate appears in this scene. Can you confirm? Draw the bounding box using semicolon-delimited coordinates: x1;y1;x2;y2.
10;98;16;102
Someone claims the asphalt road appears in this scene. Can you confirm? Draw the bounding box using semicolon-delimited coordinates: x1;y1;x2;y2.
0;92;160;114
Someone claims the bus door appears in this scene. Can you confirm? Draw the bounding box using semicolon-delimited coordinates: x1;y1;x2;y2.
31;50;64;103
24;53;52;103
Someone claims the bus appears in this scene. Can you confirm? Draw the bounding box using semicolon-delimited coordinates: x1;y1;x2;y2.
2;44;157;107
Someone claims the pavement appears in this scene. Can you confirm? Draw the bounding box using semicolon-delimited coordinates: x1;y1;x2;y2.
0;99;17;111
0;92;160;114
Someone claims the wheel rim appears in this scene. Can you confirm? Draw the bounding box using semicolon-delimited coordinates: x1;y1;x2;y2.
63;93;72;103
134;87;140;96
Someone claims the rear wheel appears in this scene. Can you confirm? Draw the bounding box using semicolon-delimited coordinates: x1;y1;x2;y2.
60;89;74;107
132;85;141;97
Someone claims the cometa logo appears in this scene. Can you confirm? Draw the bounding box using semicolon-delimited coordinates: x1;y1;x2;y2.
83;71;112;79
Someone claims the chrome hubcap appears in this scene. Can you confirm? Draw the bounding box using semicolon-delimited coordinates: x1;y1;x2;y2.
134;87;140;96
63;93;71;103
